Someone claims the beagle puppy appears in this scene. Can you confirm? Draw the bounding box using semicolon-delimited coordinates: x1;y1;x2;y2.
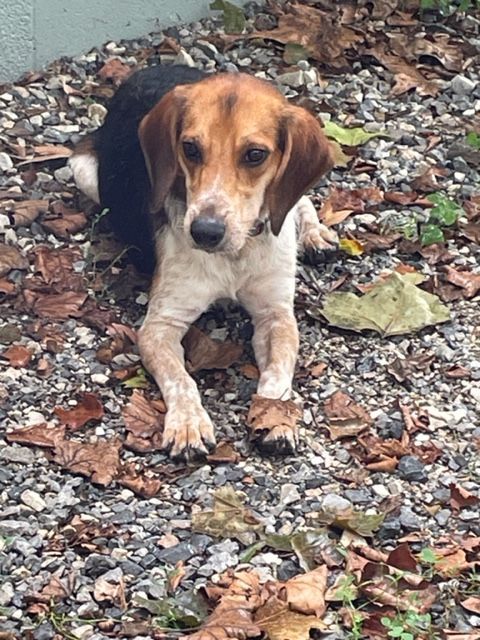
70;65;337;459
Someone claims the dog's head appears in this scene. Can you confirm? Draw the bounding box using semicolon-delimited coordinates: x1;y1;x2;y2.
138;72;333;254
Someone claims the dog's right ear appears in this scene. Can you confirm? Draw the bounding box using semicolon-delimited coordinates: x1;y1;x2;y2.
138;88;186;214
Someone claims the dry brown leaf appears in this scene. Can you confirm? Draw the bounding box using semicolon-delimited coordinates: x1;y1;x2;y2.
32;572;73;603
411;166;448;192
240;363;260;379
371;44;440;97
2;344;32;367
11;199;49;226
187;570;262;640
0;243;28;277
450;484;480;511
23;290;88;319
6;423;65;448
167;561;186;595
444;266;480;298
94;575;127;609
282;565;327;617
324;391;372;440
54;392;104;431
460;222;480;244
249;4;363;71
183;326;243;372
387;543;417;572
122;390;165;452
32;245;83;291
310;362;328;378
434;548;472;577
384;191;420;205
461;597;480;615
246;395;301;450
54;437;121;486
255;596;325;640
355;231;401;252
116;462;163;498
98;58;133;84
18;144;72;165
41;205;87;238
444;365;471;379
207;441;240;464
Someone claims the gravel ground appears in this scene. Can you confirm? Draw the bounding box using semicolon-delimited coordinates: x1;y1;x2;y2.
1;2;480;639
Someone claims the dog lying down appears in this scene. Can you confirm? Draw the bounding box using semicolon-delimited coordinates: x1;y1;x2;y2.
70;64;338;459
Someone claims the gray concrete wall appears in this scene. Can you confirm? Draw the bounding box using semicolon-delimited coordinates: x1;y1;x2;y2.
0;0;214;82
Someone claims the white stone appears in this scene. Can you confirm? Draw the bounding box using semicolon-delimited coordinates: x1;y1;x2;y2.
0;582;14;606
470;386;480;405
21;489;47;512
91;373;109;385
276;70;305;88
372;484;389;498
54;166;73;183
71;624;94;639
451;74;476;95
0;152;14;171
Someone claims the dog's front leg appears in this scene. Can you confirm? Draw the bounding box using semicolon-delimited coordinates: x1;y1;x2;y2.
138;275;216;459
241;281;299;453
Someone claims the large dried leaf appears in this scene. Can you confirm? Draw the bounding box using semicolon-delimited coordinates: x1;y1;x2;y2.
23;290;88;319
0;244;28;277
371;44;440;97
18;144;72;165
10;199;49;226
321;272;450;337
53;437;121;486
2;344;32;368
323;390;372;440
41;202;87;238
183;326;243;372
450;484;480;511
94;575;126;609
54;392;104;431
32;245;83;291
246;395;301;451
192;486;263;540
444;266;480;299
6;423;66;448
122;390;165;452
461;598;480;615
315;506;384;537
282;565;328;617
255;597;326;640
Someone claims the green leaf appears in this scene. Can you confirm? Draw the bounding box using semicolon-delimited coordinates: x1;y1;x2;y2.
402;634;414;640
427;193;462;227
389;627;404;638
466;132;480;149
420;224;445;246
122;367;149;389
323;121;388;147
419;547;438;564
210;0;246;34
381;617;394;628
283;43;310;65
321;272;450;337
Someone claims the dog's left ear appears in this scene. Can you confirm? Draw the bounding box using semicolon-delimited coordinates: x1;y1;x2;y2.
266;107;333;236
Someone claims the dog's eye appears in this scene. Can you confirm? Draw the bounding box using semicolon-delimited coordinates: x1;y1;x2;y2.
243;148;268;166
182;141;202;163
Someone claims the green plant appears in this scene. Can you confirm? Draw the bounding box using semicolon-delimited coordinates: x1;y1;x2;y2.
466;132;480;150
381;611;434;640
420;193;463;246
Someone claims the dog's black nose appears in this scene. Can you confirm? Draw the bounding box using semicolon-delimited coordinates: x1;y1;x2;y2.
190;217;226;249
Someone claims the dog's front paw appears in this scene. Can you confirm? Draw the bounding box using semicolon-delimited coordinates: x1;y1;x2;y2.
162;404;216;460
302;224;339;265
247;395;301;456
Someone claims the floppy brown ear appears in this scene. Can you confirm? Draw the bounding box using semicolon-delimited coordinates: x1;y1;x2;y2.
138;88;185;214
266;107;333;236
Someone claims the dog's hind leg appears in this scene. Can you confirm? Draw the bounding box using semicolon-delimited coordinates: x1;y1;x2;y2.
69;136;100;204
